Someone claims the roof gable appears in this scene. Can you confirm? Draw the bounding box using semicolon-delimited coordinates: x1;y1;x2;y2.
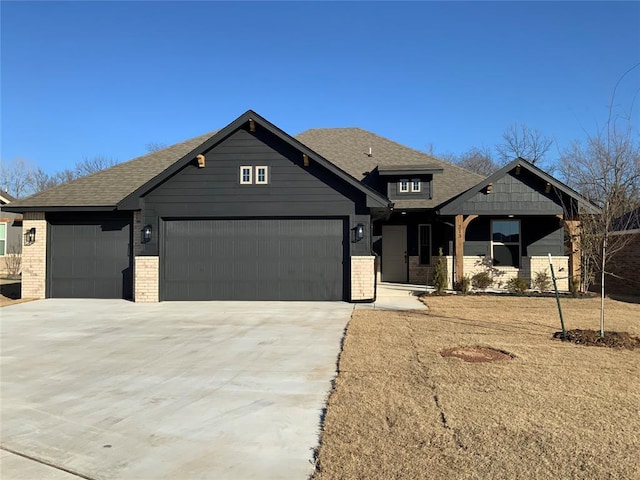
118;110;390;209
438;158;600;216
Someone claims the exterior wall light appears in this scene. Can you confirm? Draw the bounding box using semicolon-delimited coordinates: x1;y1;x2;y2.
24;227;36;246
142;225;152;243
352;223;365;243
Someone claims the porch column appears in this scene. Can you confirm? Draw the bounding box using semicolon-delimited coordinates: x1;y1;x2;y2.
454;214;478;284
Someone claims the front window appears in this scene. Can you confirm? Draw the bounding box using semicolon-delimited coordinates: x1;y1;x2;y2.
0;223;5;255
419;224;431;265
256;166;269;184
411;179;421;192
240;166;252;184
399;179;409;192
492;220;520;267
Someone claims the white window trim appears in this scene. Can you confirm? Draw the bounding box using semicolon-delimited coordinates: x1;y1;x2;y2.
240;166;253;184
399;179;409;193
418;224;431;265
411;178;421;192
255;166;269;184
491;219;521;268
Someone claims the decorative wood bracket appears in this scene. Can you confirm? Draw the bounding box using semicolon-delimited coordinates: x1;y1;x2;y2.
196;154;206;168
249;118;256;132
303;154;309;167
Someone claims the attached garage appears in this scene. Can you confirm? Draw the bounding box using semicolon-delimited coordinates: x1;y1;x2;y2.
162;218;346;301
47;214;132;299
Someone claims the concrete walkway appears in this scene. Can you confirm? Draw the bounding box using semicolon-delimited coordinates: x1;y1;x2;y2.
0;299;353;480
355;282;428;311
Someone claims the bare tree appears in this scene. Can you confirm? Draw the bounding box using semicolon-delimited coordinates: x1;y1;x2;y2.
74;155;118;177
560;116;640;335
497;123;554;166
452;146;500;176
0;157;36;198
146;142;167;153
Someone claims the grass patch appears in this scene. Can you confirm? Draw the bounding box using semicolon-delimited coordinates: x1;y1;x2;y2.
313;296;640;479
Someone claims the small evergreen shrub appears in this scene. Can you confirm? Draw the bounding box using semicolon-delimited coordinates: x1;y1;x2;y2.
433;248;448;293
532;270;552;291
471;271;493;289
454;275;471;294
506;276;528;294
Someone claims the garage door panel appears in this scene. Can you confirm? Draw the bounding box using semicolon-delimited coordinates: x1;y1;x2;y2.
48;217;132;299
163;219;344;301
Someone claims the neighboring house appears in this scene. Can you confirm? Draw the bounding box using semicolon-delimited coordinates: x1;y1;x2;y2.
0;191;23;277
607;208;640;296
5;110;595;302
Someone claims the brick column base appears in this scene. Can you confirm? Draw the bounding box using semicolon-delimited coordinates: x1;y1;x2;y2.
351;256;375;301
134;256;159;302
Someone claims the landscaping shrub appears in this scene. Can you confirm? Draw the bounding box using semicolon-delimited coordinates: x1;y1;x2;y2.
471;271;493;289
454;275;471;294
506;276;529;294
532;270;551;291
433;247;448;293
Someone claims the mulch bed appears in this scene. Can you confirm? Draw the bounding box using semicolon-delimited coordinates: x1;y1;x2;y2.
553;329;640;350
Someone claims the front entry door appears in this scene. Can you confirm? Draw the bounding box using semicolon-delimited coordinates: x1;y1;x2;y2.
382;225;407;282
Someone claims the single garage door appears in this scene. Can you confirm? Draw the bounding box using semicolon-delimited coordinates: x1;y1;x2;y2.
48;215;132;299
163;218;345;301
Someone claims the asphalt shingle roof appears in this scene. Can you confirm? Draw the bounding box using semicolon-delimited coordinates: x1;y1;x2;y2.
295;128;484;209
10;132;215;208
9;125;484;210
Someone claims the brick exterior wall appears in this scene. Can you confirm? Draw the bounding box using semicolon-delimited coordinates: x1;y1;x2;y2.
21;212;47;298
134;256;159;302
351;255;375;301
604;233;640;296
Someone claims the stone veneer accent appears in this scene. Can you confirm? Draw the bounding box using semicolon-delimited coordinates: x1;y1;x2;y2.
351;256;375;301
134;256;159;302
21;212;47;299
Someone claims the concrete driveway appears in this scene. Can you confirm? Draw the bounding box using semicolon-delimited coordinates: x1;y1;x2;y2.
0;299;353;480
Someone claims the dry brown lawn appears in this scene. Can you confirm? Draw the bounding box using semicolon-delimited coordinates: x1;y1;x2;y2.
313;296;640;480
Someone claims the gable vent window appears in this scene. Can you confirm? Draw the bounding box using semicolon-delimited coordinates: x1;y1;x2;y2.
256;166;269;184
399;179;409;193
240;166;253;184
411;179;421;192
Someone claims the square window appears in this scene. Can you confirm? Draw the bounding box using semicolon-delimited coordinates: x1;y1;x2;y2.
256;166;268;184
399;179;409;193
411;179;421;192
240;166;252;184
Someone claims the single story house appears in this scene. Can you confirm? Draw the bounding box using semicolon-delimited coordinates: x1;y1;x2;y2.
0;190;23;277
6;110;595;302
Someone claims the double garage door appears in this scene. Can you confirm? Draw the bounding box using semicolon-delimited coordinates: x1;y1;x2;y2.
163;219;345;301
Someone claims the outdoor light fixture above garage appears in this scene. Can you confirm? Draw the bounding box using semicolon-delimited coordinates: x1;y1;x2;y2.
142;225;152;243
352;223;365;243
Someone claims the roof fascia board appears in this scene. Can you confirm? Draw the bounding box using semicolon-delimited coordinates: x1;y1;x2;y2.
378;168;443;176
2;205;118;213
118;110;391;210
437;158;600;215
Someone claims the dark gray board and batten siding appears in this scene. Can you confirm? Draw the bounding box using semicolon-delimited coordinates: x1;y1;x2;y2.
141;128;372;301
460;172;563;215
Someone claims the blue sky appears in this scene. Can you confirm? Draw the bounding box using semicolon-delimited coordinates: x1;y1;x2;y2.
2;1;639;175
